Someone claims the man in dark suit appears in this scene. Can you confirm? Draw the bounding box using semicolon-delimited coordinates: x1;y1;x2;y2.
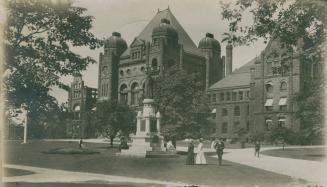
214;138;225;166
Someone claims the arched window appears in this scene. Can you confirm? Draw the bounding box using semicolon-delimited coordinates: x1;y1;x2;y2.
152;58;158;70
265;83;273;93
131;82;140;106
280;81;287;91
73;105;80;120
120;84;128;105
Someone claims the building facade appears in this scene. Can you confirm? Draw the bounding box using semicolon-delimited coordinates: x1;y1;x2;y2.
97;8;228;107
208;39;319;138
67;73;97;138
67;8;232;137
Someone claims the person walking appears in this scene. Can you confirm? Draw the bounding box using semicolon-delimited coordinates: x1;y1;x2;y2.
214;138;225;166
195;138;206;164
254;140;261;158
79;138;84;149
186;139;195;165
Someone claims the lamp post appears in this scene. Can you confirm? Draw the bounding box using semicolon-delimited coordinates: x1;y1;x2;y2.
21;103;28;144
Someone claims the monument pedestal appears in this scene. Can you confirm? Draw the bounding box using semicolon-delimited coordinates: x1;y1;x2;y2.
118;99;174;157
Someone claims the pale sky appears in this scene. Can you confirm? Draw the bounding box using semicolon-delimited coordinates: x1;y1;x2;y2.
51;0;267;104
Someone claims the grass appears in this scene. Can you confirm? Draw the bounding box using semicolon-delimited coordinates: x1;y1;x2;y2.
4;140;301;187
44;147;99;155
4;182;154;187
261;147;325;161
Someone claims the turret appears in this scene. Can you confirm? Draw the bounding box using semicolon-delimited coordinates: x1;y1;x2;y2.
225;42;233;76
150;18;179;74
198;33;223;89
104;32;127;56
152;18;178;45
98;32;127;102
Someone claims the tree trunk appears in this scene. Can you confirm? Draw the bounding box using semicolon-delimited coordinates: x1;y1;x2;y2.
110;136;114;147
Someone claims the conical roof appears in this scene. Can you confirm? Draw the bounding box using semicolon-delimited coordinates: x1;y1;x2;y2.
122;8;201;56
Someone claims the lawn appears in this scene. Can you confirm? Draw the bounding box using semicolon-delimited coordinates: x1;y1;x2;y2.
4;140;302;187
261;147;325;161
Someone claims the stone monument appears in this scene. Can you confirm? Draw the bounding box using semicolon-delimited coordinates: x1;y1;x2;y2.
119;65;178;157
119;98;165;157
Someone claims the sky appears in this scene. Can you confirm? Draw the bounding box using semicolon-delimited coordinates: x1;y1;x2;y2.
51;0;267;104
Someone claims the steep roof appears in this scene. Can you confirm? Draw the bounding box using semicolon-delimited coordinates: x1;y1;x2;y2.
122;8;200;56
209;57;257;90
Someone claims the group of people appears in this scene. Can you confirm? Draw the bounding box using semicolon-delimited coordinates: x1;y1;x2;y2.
186;138;262;165
186;138;225;166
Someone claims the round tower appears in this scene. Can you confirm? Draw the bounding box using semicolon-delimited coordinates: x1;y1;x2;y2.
198;33;222;89
104;32;127;56
150;18;179;74
98;32;127;102
152;18;178;45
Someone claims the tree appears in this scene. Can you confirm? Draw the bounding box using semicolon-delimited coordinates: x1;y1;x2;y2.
92;101;134;147
220;0;326;141
4;0;102;114
269;127;293;149
153;66;212;140
234;127;249;148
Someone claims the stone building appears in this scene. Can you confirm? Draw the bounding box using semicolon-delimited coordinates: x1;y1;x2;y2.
208;39;319;138
67;73;97;138
97;8;228;107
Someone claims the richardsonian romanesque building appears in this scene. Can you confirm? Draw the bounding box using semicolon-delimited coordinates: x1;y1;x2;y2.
208;39;321;138
67;8;230;137
97;8;228;107
68;8;320;139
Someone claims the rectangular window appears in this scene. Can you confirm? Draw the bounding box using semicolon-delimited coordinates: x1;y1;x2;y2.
266;118;273;131
239;91;243;100
246;121;250;131
226;92;231;101
222;108;228;116
247;104;250;115
233;121;240;130
246;91;250;100
232;92;237;101
220;93;224;101
222;122;228;133
234;106;240;116
208;94;211;103
280;105;287;111
212;94;217;102
278;117;286;128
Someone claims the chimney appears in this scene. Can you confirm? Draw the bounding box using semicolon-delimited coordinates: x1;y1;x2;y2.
222;56;225;78
225;43;233;76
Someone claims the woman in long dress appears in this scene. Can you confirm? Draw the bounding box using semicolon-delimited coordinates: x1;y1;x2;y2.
195;138;207;164
186;140;195;165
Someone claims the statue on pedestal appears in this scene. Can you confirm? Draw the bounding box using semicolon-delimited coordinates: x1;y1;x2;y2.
144;74;154;99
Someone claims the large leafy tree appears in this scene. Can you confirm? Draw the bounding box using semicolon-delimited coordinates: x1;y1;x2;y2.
153;66;212;140
220;0;326;140
4;0;102;113
92;101;135;147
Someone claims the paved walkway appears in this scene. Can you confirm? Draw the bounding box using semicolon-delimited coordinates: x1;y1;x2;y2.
4;164;204;187
177;145;327;185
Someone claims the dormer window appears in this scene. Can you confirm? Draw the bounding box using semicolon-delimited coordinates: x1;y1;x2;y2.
132;50;141;60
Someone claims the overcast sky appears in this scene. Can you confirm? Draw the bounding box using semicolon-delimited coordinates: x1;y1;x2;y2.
51;0;267;104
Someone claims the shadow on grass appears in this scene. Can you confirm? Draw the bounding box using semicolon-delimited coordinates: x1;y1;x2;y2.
4;168;34;177
43;147;99;155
